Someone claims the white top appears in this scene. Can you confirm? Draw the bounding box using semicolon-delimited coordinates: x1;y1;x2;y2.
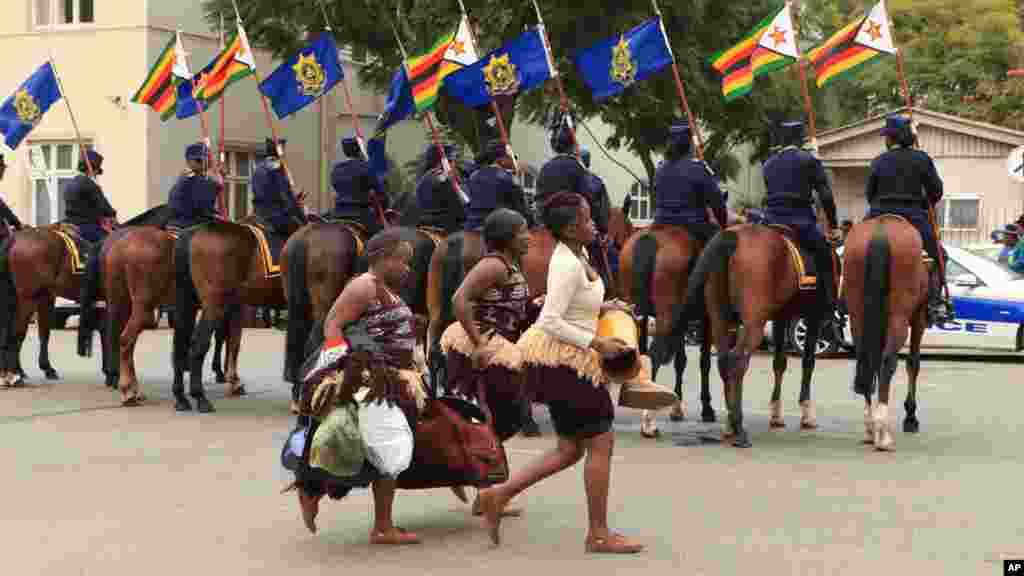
536;241;605;349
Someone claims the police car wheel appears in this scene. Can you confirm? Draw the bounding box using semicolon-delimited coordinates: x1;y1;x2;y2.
789;317;839;357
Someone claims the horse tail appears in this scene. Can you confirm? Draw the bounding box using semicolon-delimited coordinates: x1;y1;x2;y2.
283;234;311;384
172;230;198;376
631;233;658;354
854;225;890;397
438;232;465;332
77;240;103;357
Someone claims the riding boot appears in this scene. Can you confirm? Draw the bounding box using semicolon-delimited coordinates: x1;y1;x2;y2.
814;244;838;323
927;269;954;325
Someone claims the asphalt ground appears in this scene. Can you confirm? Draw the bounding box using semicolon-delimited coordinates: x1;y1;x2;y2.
2;328;1022;575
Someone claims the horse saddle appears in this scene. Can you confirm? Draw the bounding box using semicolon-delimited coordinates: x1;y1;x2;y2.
416;225;447;250
323;218;368;258
765;224;821;291
49;223;92;275
241;218;286;279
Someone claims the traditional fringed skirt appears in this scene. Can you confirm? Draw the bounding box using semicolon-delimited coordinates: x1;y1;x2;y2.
517;327;614;439
441;324;525;441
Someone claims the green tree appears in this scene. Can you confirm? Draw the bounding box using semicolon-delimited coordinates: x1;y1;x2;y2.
203;0;808;185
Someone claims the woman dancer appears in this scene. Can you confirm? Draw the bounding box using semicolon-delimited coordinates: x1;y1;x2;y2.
477;193;644;554
441;209;532;515
295;228;425;545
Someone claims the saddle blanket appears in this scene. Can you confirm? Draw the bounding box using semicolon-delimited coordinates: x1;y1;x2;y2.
51;225;92;275
243;223;285;279
324;218;368;258
765;225;820;291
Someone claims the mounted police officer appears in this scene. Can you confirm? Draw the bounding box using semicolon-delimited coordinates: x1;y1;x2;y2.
0;155;24;235
64;150;116;244
762;120;839;316
332;136;388;236
252;137;306;239
866;114;952;323
415;142;466;234
168;143;223;230
652;120;727;244
465;139;534;232
580;145;619;279
535;119;589;214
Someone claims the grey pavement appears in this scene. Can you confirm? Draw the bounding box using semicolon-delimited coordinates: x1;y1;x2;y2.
2;328;1022;575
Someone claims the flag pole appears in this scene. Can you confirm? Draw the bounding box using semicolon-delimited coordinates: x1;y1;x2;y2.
46;0;93;179
385;18;467;202
529;0;581;160
218;13;228;218
650;0;705;162
229;0;305;209
454;0;520;174
317;0;390;227
179;32;227;219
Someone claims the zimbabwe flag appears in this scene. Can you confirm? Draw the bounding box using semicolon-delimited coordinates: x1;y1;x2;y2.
709;3;798;102
195;24;256;103
131;35;178;121
406;30;456;112
808;1;896;88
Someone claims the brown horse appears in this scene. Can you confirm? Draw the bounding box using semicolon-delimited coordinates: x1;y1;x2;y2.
619;226;714;437
171;217;289;413
75;223;240;405
0;227;67;385
672;224;828;447
843;216;928;451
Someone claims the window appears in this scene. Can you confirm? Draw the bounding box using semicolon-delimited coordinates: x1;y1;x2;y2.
223;149;255;220
935;197;979;232
944;258;969;283
629;182;652;223
35;0;94;27
28;141;93;225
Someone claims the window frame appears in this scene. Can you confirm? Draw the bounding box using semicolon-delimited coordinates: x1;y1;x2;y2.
222;148;257;221
629;182;653;225
935;195;980;233
27;140;94;226
34;0;95;29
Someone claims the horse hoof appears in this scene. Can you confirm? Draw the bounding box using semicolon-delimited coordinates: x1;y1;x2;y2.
902;419;919;434
769;419;785;429
732;433;752;449
214;372;227;384
800;420;818;430
640;428;660;439
195;396;216;414
175;397;193;412
44;369;59;380
230;386;247;397
669;412;684;423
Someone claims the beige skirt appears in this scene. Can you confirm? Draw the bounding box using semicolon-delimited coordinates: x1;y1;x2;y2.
517;326;607;388
313;367;427;416
440;323;523;371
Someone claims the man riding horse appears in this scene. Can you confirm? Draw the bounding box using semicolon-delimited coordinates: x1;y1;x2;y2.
168;143;224;230
64;150;115;244
865;114;952;324
653;120;726;245
416;143;467;234
332;136;389;238
761;121;840;321
253;138;306;240
466;140;535;234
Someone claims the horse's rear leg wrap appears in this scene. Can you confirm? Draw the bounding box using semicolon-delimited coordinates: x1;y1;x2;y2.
189;318;216;398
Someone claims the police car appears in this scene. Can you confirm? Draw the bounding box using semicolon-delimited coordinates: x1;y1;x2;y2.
772;245;1024;355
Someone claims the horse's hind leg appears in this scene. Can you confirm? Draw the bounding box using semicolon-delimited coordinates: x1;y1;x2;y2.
37;293;58;380
769;319;788;428
699;319;715;423
188;308;221;413
798;313;821;429
211;318;226;384
873;325;904;451
903;311;925;434
223;303;244;396
669;343;687;421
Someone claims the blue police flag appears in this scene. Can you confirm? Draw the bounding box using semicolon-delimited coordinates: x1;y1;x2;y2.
0;62;62;150
367;136;389;194
374;67;415;136
175;77;210;120
444;27;554;108
259;32;345;119
573;18;673;101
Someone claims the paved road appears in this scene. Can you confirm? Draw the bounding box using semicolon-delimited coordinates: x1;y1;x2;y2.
3;328;1022;575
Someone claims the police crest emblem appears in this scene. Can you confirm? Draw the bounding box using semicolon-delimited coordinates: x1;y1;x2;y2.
611;35;636;87
292;53;326;97
14;89;41;124
483;54;520;96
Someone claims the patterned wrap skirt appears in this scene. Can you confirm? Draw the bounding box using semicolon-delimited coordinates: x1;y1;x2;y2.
517;326;614;439
440;323;526;441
